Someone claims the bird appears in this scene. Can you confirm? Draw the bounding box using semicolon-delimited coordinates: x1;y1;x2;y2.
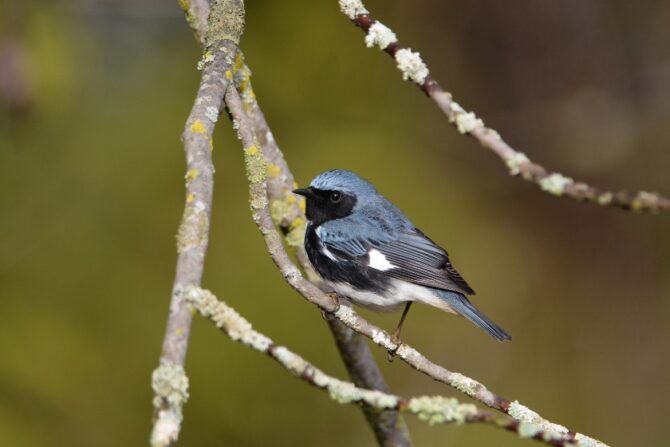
293;169;511;342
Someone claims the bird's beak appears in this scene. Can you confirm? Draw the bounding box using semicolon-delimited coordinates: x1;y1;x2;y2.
293;187;315;199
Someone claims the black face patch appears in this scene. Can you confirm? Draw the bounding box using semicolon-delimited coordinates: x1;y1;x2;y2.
304;188;357;226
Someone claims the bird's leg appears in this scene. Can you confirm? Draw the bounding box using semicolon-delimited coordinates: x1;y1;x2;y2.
388;302;412;361
392;302;413;342
321;292;340;320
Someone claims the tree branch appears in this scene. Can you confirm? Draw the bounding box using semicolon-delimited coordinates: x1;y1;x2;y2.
176;0;410;442
228;79;607;446
325;315;411;446
230;53;412;446
160;1;612;445
177;0;209;46
184;284;575;447
150;1;244;446
337;0;670;214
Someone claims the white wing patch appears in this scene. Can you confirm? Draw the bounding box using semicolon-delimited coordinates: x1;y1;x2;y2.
368;249;396;271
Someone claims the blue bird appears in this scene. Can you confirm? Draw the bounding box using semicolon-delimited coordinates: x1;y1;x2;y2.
294;170;511;342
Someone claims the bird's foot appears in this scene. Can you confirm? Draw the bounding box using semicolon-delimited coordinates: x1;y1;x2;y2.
386;330;403;362
321;293;341;320
326;292;339;308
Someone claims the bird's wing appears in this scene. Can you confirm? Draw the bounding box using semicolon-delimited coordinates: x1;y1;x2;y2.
323;227;475;296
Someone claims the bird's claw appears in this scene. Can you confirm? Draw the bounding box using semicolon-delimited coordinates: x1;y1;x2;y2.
327;292;339;307
321;293;340;320
386;331;402;362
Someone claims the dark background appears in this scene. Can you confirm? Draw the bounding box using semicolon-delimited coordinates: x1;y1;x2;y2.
1;1;668;446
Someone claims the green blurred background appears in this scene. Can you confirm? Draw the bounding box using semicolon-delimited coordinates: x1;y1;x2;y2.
1;1;669;446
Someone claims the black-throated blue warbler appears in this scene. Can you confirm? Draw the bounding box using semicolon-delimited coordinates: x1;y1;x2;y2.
294;169;511;342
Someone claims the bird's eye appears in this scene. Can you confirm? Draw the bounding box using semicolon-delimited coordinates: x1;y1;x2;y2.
330;192;342;203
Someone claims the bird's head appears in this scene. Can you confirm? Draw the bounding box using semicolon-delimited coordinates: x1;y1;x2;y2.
293;169;377;225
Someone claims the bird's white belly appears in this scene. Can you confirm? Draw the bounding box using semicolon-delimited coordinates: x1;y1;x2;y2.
326;279;456;313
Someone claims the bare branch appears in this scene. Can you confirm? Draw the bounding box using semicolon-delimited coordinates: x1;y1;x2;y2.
184;284;576;447
151;1;245;446
230;53;412;446
337;0;670;214
229;77;607;445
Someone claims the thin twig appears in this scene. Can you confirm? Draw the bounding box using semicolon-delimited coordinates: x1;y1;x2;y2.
183;285;574;447
228;79;607;446
337;0;670;213
231;54;412;446
150;1;245;446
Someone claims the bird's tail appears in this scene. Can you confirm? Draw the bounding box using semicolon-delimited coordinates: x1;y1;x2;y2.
436;290;512;341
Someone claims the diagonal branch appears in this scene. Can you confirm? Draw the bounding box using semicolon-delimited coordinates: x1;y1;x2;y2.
184;284;576;447
150;1;244;446
337;0;670;213
228;79;608;446
230;53;412;446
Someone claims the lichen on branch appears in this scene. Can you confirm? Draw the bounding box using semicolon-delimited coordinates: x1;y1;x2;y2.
151;1;246;446
337;0;670;213
185;285;576;446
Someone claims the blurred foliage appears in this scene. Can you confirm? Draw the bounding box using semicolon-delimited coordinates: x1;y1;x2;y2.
0;0;669;446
